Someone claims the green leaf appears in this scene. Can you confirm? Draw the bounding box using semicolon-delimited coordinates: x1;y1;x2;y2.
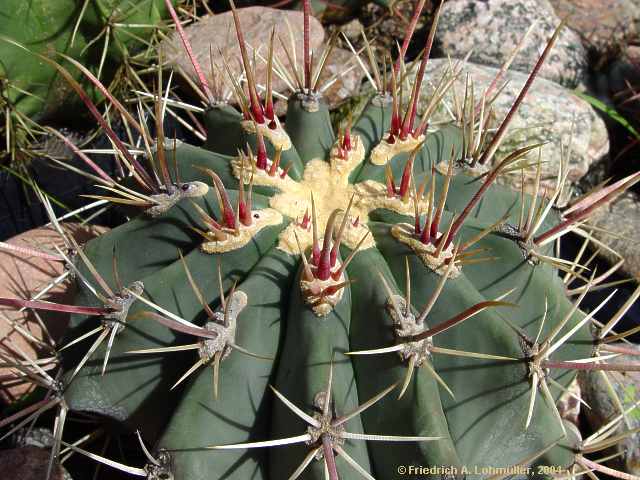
575;90;640;139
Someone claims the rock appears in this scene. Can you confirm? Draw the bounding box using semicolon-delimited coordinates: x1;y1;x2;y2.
412;58;609;197
304;47;364;107
579;343;640;475
340;17;364;41
5;427;72;478
629;44;640;63
0;223;109;403
557;377;581;426
161;7;324;104
273;46;365;115
436;0;588;88
162;6;364;110
0;447;66;480
589;191;640;279
13;427;59;449
549;0;640;52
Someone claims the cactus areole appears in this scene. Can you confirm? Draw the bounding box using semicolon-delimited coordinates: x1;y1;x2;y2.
5;2;640;480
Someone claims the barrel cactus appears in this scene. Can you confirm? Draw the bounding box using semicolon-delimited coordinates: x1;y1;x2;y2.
1;1;640;479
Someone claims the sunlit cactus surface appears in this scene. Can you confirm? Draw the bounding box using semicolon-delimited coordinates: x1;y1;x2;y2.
2;1;640;479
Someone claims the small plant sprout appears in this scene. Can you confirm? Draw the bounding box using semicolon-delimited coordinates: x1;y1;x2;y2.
210;361;440;480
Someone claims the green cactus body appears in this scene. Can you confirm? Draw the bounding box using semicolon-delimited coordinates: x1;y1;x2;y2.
58;83;595;477
203;105;245;156
284;96;336;165
270;266;372;479
71;192;219;286
62;193;284;437
368;218;586;472
157;247;296;479
18;6;632;480
348;247;464;477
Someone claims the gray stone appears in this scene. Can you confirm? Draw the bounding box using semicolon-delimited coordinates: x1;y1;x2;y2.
340;17;364;41
579;343;640;475
549;0;640;52
590;191;640;279
557;377;581;426
0;447;68;480
313;47;365;107
13;427;57;449
273;46;365;115
412;58;609;198
436;0;588;88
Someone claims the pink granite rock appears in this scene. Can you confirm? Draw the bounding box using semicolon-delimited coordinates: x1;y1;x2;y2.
0;223;108;402
0;447;65;480
161;7;324;102
549;0;640;51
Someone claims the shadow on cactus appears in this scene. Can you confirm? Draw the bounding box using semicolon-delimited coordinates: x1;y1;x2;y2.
2;1;640;479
